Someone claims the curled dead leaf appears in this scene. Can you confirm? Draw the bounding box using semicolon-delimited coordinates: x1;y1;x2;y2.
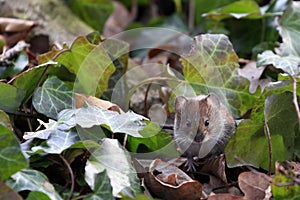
200;154;227;183
238;171;271;200
75;93;123;113
0;17;36;32
0;17;36;47
144;159;202;200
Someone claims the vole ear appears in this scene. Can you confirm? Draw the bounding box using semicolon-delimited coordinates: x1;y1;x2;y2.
206;93;220;107
175;96;187;113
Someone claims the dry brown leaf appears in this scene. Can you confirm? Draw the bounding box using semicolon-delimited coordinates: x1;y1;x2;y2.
237;61;269;93
238;171;271;200
0;17;36;33
200;154;227;183
75;93;123;113
0;181;23;200
144;159;202;200
0;18;36;48
103;1;136;37
208;193;243;200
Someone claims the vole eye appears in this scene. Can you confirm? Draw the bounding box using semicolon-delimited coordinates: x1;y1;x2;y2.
204;120;209;126
186;120;191;127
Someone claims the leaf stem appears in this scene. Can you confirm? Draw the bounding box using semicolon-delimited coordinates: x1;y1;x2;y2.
264;121;272;175
291;74;300;130
59;154;75;200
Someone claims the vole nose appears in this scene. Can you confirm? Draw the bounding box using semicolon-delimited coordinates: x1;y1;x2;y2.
194;133;204;143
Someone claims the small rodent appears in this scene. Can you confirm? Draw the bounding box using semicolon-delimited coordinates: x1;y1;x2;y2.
174;93;236;171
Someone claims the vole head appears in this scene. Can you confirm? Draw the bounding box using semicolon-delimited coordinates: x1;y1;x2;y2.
174;94;221;144
174;93;236;159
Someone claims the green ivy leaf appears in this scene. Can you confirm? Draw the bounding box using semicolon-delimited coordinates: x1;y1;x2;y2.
226;92;299;171
181;34;258;117
32;76;73;119
0;110;12;129
194;0;235;25
0;83;25;111
84;170;113;200
127;122;179;158
66;0;114;33
54;36;115;96
13;62;75;100
27;191;51;200
264;93;300;159
0;125;28;181
101;38;129;100
202;0;262;21
6;169;62;200
85;139;141;198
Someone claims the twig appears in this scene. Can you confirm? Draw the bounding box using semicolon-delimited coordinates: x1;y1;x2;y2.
291;74;300;131
143;83;152;117
264;121;273;175
59;154;75;200
276;161;300;185
72;195;87;200
123;133;128;148
23;104;33;132
3;109;41;118
188;0;195;32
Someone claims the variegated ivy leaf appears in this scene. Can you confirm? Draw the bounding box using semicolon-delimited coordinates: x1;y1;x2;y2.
75;104;148;137
181;34;258;118
257;2;300;77
85;139;140;198
0;125;28;181
32;76;73;119
257;50;300;76
6;169;62;200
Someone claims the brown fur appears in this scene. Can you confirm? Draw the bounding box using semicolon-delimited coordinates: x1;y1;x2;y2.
174;94;236;160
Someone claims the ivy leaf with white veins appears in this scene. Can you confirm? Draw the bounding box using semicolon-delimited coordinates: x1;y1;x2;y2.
75;104;148;137
84;170;113;200
181;34;258;118
0;125;28;181
30;130;79;154
277;1;300;58
23;113;80;155
257;2;300;77
23;119;57;140
6;169;62;200
257;50;300;76
85;139;141;198
33;76;73;119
